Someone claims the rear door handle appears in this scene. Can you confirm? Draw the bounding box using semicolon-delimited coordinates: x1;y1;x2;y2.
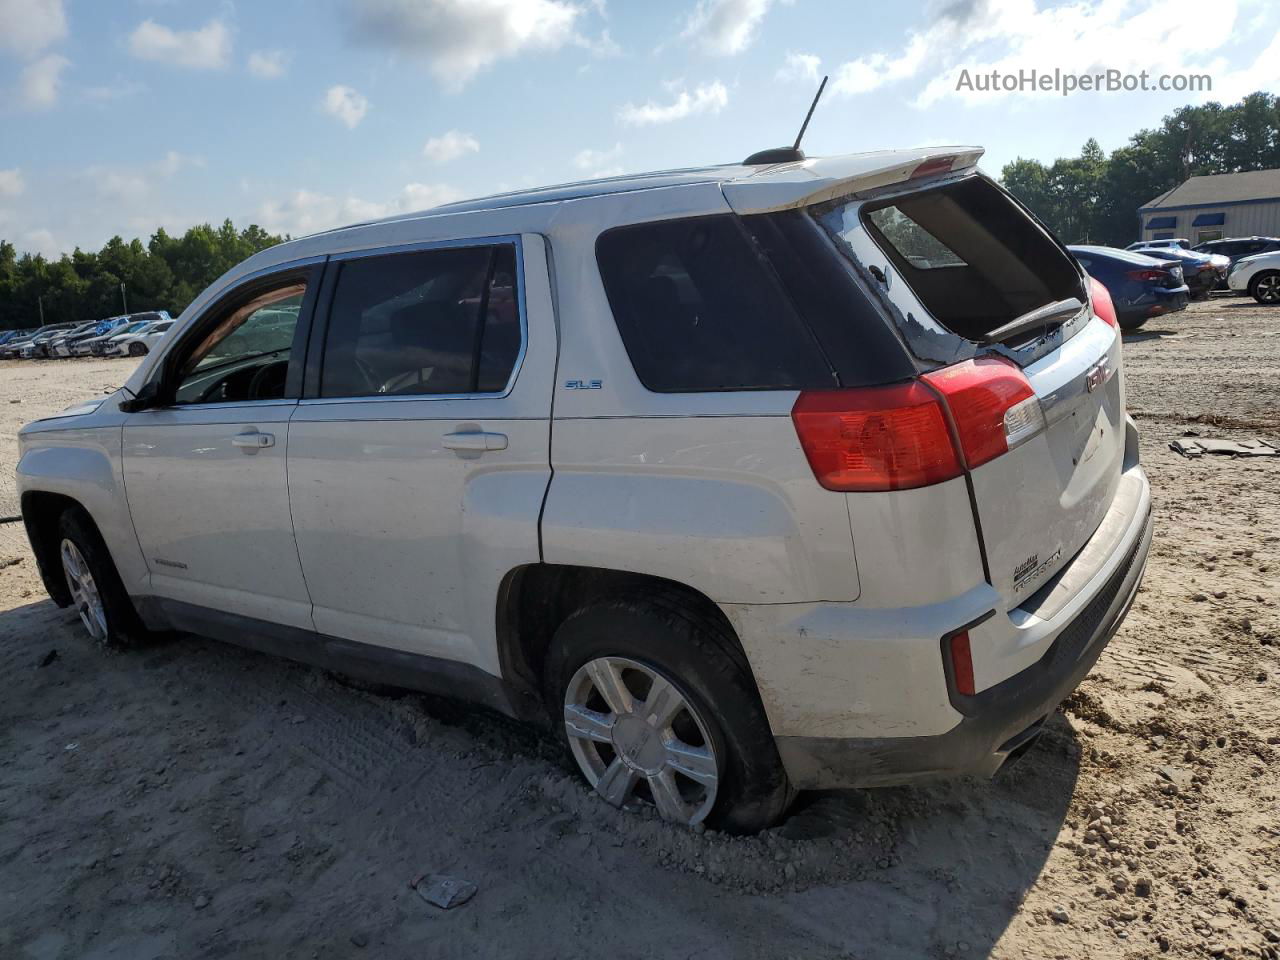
442;431;508;453
232;430;275;451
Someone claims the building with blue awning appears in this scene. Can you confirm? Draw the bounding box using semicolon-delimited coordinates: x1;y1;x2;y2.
1138;168;1280;244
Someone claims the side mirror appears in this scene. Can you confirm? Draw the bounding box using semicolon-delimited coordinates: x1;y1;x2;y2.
118;381;162;413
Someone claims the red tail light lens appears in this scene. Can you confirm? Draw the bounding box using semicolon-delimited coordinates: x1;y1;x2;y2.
1125;269;1166;283
911;155;957;179
949;630;975;696
922;356;1041;469
792;358;1044;492
1088;276;1118;328
790;382;961;491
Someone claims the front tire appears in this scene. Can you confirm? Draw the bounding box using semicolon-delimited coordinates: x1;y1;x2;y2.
127;342;147;356
57;508;147;648
1249;271;1280;304
545;594;792;834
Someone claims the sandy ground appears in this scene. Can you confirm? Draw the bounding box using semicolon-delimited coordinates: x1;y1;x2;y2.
1;299;1278;960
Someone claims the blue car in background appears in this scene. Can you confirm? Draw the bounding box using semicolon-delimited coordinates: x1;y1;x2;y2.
1069;245;1190;330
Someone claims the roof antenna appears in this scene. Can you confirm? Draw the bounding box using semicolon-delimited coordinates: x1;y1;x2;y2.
744;75;828;166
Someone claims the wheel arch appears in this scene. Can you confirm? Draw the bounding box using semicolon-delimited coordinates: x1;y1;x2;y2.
20;490;86;606
495;563;760;725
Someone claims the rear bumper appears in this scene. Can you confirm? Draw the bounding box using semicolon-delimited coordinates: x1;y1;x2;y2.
773;484;1152;790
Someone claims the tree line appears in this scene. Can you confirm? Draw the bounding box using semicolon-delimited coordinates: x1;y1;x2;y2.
1001;91;1280;247
0;221;285;332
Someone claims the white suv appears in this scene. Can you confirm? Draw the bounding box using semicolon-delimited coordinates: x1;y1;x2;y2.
17;148;1151;832
1226;249;1280;303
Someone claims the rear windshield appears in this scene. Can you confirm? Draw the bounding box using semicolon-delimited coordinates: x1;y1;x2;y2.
817;177;1085;343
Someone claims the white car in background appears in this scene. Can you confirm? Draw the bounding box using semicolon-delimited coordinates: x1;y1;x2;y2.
1227;249;1280;303
96;320;153;356
110;319;175;356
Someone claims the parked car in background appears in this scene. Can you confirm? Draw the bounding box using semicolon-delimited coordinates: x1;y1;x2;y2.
1068;245;1189;330
17;147;1151;832
0;329;39;358
122;319;175;356
105;319;174;356
1128;246;1226;299
82;312;171;356
1126;238;1190;251
89;319;152;356
70;316;127;356
18;323;77;358
49;321;106;357
1226;249;1280;304
1192;237;1280;289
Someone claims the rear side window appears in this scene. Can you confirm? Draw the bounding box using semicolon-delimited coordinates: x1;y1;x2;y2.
596;215;834;392
319;244;520;398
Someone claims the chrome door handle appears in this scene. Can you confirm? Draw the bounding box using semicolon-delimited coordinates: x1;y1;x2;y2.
442;431;508;452
232;430;275;451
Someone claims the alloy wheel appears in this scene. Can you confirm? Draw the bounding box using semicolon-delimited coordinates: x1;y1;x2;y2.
563;656;719;826
1256;274;1280;303
60;538;107;641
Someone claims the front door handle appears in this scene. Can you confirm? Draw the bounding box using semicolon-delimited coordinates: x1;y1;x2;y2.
442;431;508;453
232;430;275;451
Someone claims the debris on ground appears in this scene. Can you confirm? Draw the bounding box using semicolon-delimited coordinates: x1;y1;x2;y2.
1169;437;1278;458
410;873;478;909
36;649;57;668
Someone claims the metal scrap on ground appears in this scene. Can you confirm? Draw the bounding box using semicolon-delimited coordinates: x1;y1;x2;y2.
410;873;478;909
1168;437;1278;458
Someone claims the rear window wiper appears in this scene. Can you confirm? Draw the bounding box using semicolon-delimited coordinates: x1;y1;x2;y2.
981;297;1084;345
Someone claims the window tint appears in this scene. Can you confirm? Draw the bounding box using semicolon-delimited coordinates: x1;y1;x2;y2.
595;215;833;392
173;283;305;404
319;245;520;398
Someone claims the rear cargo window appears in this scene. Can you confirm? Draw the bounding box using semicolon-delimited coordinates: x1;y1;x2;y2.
817;177;1084;343
596;215;835;392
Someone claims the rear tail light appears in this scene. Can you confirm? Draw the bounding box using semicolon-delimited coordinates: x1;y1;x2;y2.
948;630;976;696
790;383;961;491
1088;276;1118;329
792;357;1044;492
1125;269;1167;283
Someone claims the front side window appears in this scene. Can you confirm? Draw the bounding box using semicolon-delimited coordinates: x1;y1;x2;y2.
173;282;305;404
318;244;520;398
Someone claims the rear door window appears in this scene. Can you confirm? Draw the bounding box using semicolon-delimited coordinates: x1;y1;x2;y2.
318;244;520;398
595;215;834;392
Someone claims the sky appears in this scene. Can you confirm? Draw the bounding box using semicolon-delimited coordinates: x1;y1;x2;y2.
1;0;1278;259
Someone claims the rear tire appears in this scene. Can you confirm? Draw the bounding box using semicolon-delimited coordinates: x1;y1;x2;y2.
57;508;148;649
1249;270;1280;304
545;593;793;834
1117;313;1148;331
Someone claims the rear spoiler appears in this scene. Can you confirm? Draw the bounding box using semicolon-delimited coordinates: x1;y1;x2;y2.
722;147;984;215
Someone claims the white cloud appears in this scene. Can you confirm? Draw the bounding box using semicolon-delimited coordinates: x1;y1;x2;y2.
323;85;369;129
821;0;1261;108
618;80;728;126
0;0;66;58
0;168;24;197
776;51;821;84
572;143;624;177
423;130;480;164
22;228;61;259
128;19;232;70
345;0;584;90
247;49;289;78
401;182;463;210
258;183;463;235
19;53;68;109
155;150;203;177
680;0;774;56
84;80;146;102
